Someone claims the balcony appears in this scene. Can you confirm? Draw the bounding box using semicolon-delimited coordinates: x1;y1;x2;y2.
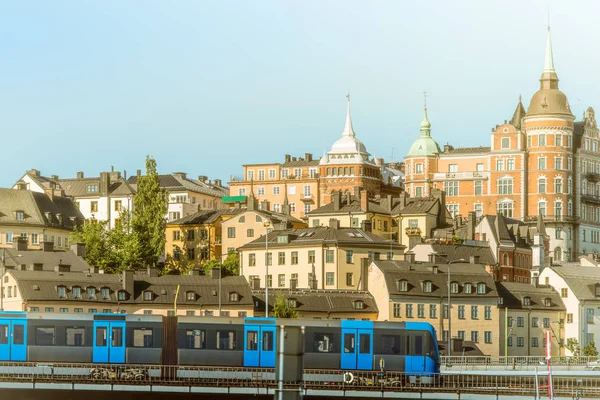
524;215;580;224
300;194;314;202
432;171;489;181
585;172;600;182
405;227;422;236
581;194;600;204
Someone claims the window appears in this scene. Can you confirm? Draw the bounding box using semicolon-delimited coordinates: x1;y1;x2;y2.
449;164;458;173
74;308;83;313
415;163;423;173
216;331;236;350
415;187;423;197
447;204;459;218
567;313;573;323
248;253;256;266
474;180;482;195
507;159;515;171
187;248;195;260
398;280;408;292
326;272;334;285
498;179;513;194
91;201;98;212
72;286;81;298
457;331;465;340
87;287;96;299
484;331;492;344
100;287;110;300
143;310;152;315
450;282;459;294
538;177;546;194
204;310;214;316
143;291;153;301
555;177;563;194
406;304;413;318
423;281;432;293
507;337;513;347
324;249;335;263
65;327;85;346
57;286;66;298
444;181;459;196
458;305;465;319
471;306;479;319
118;291;126;301
346;273;353;286
464;283;472;294
278;252;285;265
443;305;449;319
517;337;525;347
229;292;239;302
246;228;254;238
133;328;153;348
543;318;550;328
588;309;595;324
501;137;510;149
539;134;546;146
531;317;538;327
523;296;531;306
35;327;55;345
60;308;68;313
345;250;353;263
538;157;546;170
496;159;504;171
186;291;196;301
227;227;235;238
265;252;272;266
31;233;38;245
430;304;437;318
291;251;298;265
87;184;98;193
393;303;401;318
555;157;563;170
173;230;181;241
517;317;524;327
273;186;280;195
471;331;479;343
308;250;316;264
556;134;562;146
417;304;425;318
186;329;206;349
114;200;122;211
485;306;492;320
561;288;568;298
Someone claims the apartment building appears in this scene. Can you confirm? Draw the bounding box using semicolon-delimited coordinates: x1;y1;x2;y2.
405;28;600;261
238;221;405;291
0;187;83;250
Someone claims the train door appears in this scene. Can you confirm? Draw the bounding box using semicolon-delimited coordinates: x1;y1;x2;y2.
93;315;126;363
341;320;373;370
244;318;276;367
0;313;27;361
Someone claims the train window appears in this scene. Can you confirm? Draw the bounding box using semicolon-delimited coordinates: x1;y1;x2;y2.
13;325;24;345
359;334;370;354
217;331;236;350
112;327;123;347
263;330;273;351
313;333;334;353
247;331;258;350
35;327;55;346
96;327;107;346
186;330;206;349
381;335;400;354
66;327;85;346
0;325;7;344
133;328;153;348
343;333;355;353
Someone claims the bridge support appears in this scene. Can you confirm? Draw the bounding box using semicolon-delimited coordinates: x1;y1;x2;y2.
275;325;304;400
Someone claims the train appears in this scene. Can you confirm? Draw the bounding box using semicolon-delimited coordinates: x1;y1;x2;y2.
0;311;440;379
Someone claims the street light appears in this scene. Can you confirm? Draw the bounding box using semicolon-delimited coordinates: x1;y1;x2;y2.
264;221;271;317
447;258;465;357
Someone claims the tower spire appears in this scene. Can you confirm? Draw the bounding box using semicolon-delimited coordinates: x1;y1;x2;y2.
544;26;555;73
342;93;356;138
420;91;431;137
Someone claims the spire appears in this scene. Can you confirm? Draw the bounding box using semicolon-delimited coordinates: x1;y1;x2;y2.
544;26;555;73
420;107;431;137
342;93;356;137
509;95;526;129
248;179;256;211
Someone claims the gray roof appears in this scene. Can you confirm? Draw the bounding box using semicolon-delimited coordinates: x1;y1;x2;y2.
10;270;253;307
240;226;405;250
509;99;527;130
549;265;600;300
0;188;83;230
3;247;92;272
496;282;565;311
427;243;496;265
127;174;229;198
252;289;377;314
443;146;491;156
307;195;438;217
372;260;499;300
169;209;245;225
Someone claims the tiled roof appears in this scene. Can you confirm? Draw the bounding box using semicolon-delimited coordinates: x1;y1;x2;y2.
549;265;600;300
252;289;377;314
443;146;491;156
496;282;565;311
10;270;253;306
2;248;92;271
0;188;83;230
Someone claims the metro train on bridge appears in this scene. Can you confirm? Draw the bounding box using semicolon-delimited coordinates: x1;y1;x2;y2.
0;311;440;377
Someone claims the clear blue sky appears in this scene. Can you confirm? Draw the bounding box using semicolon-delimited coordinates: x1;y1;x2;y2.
2;0;600;187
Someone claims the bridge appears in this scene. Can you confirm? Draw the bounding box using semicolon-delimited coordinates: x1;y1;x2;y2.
0;361;597;399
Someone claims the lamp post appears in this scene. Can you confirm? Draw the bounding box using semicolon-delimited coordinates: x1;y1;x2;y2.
1;248;4;311
447;258;465;357
264;221;271;317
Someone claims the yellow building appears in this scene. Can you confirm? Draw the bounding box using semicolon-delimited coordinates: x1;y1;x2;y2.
0;187;83;251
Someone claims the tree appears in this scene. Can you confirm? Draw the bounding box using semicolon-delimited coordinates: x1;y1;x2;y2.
132;156;169;268
221;252;240;277
566;338;581;357
584;341;599;357
202;259;221;276
272;292;299;318
70;218;109;269
105;210;140;273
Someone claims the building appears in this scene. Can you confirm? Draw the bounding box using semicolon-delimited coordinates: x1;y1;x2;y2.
238;221;405;291
228;97;403;220
14;169;135;230
405;28;600;261
127;172;229;222
0;187;83;250
539;264;600;355
252;288;378;320
2;266;254;317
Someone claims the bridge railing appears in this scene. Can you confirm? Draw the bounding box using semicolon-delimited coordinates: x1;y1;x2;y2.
441;356;599;368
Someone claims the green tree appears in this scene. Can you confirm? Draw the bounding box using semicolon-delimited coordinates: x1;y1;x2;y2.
584;341;599;357
132;156;169;268
221;252;240;276
202;258;221;276
566;338;581;357
272;292;299;318
70;218;110;269
105;209;140;272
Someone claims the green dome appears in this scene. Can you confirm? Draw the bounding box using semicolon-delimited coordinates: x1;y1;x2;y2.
407;136;441;157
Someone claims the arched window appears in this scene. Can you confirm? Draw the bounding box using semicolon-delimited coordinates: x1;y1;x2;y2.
239;216;245;223
554;247;562;262
450;282;459;294
464;283;472;294
538;177;547;194
538;200;547;217
582;180;587;195
502;253;509;266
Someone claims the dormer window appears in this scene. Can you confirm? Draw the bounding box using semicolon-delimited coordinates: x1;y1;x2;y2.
464;283;472;294
87;184;98;193
523;296;531;306
57;214;63;225
398;280;408;292
353;300;365;310
15;211;24;222
117;291;127;301
450;282;459;294
277;235;289;243
186;291;196;301
57;286;66;298
229;292;239;302
87;287;96;299
288;298;297;308
477;283;486;295
239;216;245;223
543;298;552;307
72;286;81;298
101;287;110;300
143;291;153;301
423;281;432;293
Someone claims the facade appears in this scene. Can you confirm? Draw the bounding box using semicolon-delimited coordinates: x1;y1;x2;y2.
0;187;83;250
404;29;600;261
539;265;600;355
238;222;405;291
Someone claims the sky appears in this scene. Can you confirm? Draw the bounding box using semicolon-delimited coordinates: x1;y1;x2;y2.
2;0;600;188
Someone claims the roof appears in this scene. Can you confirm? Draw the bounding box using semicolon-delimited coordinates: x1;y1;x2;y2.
127;174;229;198
10;270;253;307
307;194;438;217
168;209;244;225
240;226;404;250
414;243;496;265
282;159;321;168
372;260;499;300
252;289;378;314
2;247;91;272
496;282;565;311
548;265;600;300
442;146;491;156
0;188;83;230
509;97;527;130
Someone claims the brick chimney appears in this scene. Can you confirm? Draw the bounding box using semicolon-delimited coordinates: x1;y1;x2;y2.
70;242;86;258
77;171;84;179
12;236;28;251
211;268;221;279
214;179;222;187
43;187;55;201
360;190;369;212
284;154;291;163
147;266;158;277
467;211;476;241
99;172;110;197
305;153;312;162
333;191;341;211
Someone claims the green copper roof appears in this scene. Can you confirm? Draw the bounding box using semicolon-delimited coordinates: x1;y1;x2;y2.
407;107;441;157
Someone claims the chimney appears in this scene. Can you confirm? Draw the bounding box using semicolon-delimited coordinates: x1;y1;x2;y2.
214;179;222;187
387;195;393;213
99;172;110;197
43;187;54;201
173;172;187;180
122;270;134;295
428;253;437;263
29;169;40;177
51;175;59;180
333;191;341;211
41;241;54;252
361;258;369;291
292;157;297;162
405;252;416;263
289;278;297;291
124;170;127;180
252;277;261;290
54;264;71;273
346;191;352;205
360;220;372;232
137;169;142;177
147;266;158;277
467;211;476;241
431;189;446;226
470;255;480;264
77;171;84;179
211;268;221;280
443;144;454;153
109;171;121;182
261;199;270;211
432;265;439;274
353;187;361;200
309;278;318;290
12;236;28;251
305;153;312;162
284;154;291;163
71;242;86;258
398;192;408;208
329;218;340;229
15;181;27;190
188;269;202;276
89;266;99;274
360;190;368;212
